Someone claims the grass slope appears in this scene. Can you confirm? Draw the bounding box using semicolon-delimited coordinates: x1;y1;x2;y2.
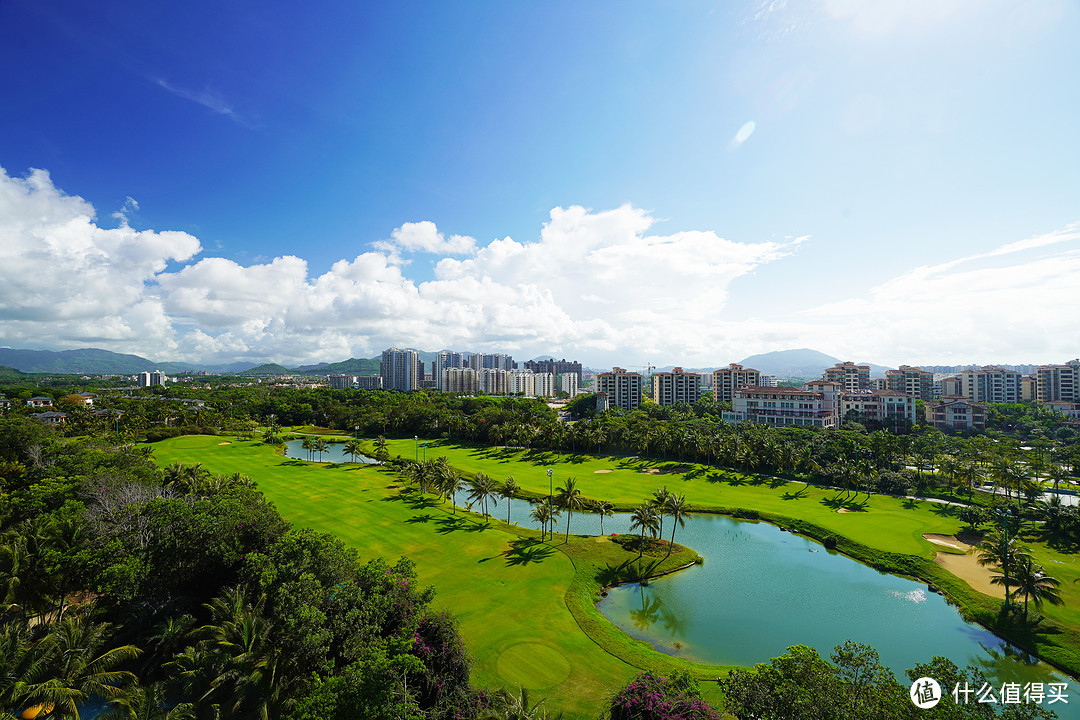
152;437;723;718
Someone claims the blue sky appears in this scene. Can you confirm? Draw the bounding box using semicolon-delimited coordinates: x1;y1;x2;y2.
1;0;1078;368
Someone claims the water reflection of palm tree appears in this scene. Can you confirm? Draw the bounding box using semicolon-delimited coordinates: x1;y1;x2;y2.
630;587;663;632
658;604;688;639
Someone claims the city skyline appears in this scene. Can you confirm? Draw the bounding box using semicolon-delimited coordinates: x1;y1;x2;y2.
2;1;1078;368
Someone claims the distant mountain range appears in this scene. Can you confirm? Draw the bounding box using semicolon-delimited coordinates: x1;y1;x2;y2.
0;348;257;375
736;349;893;379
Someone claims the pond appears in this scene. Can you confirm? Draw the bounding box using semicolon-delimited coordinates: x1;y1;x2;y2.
452;491;1078;716
283;439;379;464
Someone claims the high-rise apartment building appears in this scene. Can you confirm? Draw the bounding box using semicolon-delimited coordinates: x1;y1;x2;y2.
652;367;702;406
434;351;467;390
1037;360;1080;403
885;365;934;401
560;373;579;397
137;371;168;387
595;367;643;411
380;348;421;392
960;366;1021;403
712;363;761;403
327;374;356;389
469;353;513;372
822;362;871;392
522;358;583;384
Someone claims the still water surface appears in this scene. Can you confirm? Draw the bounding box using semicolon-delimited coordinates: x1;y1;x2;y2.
457;492;1077;717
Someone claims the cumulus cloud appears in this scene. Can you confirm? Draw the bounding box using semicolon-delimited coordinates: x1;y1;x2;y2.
4;164;1077;368
0;166;200;356
373;220;477;259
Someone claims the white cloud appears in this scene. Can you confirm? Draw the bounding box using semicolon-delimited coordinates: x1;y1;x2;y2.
156;79;247;125
373;220;477;259
796;223;1080;365
4;165;1077;369
0;166;200;356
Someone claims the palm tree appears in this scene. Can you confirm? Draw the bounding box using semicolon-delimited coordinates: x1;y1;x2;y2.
313;437;329;462
301;437;314;462
664;494;692;558
199;587;286;720
373;435;390;463
974;528;1031;610
480;684;560;719
36;617;140;718
1007;554;1063;620
629;503;659;560
501;477;520;524
594;500;615;535
0;620;55;713
437;461;463;513
467;473;498;519
556;478;585;543
650;487;671;541
343;439;363;463
99;684;195;720
530;502;552;541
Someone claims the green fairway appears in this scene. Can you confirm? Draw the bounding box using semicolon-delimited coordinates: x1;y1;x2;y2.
152;436;720;718
370;436;965;557
153;434;1080;715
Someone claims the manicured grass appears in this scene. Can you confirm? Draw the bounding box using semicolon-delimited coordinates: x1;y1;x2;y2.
152;436;723;718
155;434;1080;715
371;437;965;557
370;437;1080;675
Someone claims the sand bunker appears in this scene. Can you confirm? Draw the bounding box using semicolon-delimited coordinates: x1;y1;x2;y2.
836;507;867;513
594;469;613;474
923;533;1004;599
217;441;232;445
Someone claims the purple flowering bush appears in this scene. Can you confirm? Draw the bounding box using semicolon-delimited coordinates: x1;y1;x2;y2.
609;671;723;720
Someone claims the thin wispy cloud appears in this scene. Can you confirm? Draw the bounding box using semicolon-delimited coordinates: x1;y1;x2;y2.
155;79;249;126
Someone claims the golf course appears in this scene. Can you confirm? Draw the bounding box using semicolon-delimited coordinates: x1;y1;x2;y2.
152;433;1080;718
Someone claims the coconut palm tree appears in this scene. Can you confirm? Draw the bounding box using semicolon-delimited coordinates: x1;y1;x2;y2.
480;684;559;719
629;503;659;560
301;437;314;462
594;500;615;535
99;684;195;720
373;435;390;463
313;437;329;462
1006;554;1063;620
467;473;498;519
343;439;363;463
974;528;1031;611
650;487;670;541
529;503;552;541
501;477;520;524
437;461;463;513
35;617;140;718
664;494;692;558
198;587;287;720
0;620;55;713
556;478;585;543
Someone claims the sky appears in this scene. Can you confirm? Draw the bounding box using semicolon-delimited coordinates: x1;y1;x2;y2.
1;0;1078;370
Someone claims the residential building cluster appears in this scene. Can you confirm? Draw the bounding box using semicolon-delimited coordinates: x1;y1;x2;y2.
351;348;584;398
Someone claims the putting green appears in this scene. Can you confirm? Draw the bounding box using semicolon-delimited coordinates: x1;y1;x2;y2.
497;643;572;689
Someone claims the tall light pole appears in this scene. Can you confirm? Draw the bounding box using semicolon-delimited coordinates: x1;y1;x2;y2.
547;468;553;541
999;508;1012;612
354;425;359;441
414;435;419;463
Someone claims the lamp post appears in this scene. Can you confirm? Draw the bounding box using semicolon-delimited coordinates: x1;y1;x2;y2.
414;435;419;463
999;508;1012;612
354;425;359;441
547;468;553;540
